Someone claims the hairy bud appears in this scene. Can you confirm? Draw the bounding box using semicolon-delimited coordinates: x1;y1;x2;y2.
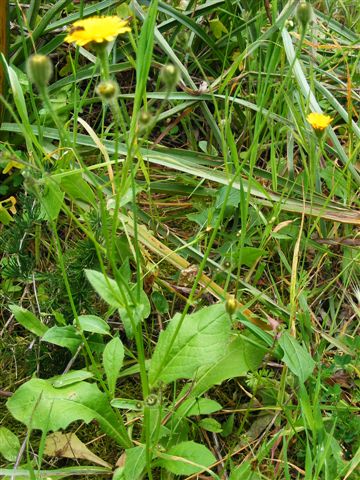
96;80;119;100
296;2;313;30
27;54;53;89
160;64;179;90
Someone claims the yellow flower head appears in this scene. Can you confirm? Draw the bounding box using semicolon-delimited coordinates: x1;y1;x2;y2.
1;196;17;215
306;112;333;132
65;16;131;47
2;160;24;175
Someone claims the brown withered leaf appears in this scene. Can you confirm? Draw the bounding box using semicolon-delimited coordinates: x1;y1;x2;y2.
44;432;112;468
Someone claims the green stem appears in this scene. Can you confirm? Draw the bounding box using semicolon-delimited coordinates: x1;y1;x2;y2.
39;85;69;148
97;44;110;80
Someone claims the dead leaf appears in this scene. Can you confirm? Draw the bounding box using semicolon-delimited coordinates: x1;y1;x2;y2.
273;219;296;233
116;451;127;468
44;432;112;468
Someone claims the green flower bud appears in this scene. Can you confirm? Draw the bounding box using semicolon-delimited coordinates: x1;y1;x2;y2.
138;110;152;126
296;2;313;30
26;54;53;89
145;394;158;407
96;80;119;100
160;64;179;89
225;297;238;316
285;19;294;31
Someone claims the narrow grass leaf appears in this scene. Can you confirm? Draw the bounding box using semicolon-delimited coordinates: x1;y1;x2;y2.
281;28;360;185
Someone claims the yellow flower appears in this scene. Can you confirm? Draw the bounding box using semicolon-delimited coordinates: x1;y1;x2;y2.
8;196;17;215
306;112;333;132
1;196;17;214
2;160;24;175
65;16;131;47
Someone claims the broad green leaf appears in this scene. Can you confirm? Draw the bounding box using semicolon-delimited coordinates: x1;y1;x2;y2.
50;370;94;388
118;289;150;338
85;269;123;308
124;445;146;480
9;305;48;337
0;205;13;225
42;326;82;354
229;461;260;480
209;18;228;39
176;398;222;418
60;173;96;205
7;379;131;447
279;331;315;383
39;180;65;221
0;427;20;462
113;467;124;480
233;247;267;267
78;315;110;335
190;335;266;397
151;291;169;314
198;418;222;433
149;304;231;388
103;337;124;397
158;441;216;475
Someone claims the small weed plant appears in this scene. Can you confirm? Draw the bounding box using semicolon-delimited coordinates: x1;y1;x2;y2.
0;1;359;479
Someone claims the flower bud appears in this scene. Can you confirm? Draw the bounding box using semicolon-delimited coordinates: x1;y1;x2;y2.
26;54;53;89
285;19;294;31
96;80;119;100
160;64;179;89
296;2;313;30
145;394;158;407
138;110;152;126
225;297;238;316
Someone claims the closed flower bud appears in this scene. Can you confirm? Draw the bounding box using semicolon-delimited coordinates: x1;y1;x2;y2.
145;394;158;407
26;54;53;89
285;19;294;31
225;297;238;316
96;80;119;100
160;64;179;89
138;110;152;126
296;2;313;30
